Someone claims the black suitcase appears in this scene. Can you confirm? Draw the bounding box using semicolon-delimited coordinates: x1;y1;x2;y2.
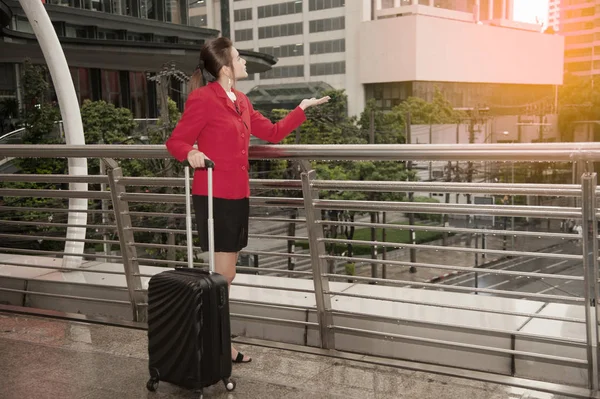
146;160;235;397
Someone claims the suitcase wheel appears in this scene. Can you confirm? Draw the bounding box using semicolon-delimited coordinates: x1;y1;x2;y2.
146;378;159;392
223;378;236;391
146;368;160;392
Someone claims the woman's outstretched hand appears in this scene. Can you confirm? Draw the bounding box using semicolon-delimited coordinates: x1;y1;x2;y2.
299;96;331;111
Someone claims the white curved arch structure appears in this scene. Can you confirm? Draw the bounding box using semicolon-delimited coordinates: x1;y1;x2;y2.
18;0;88;270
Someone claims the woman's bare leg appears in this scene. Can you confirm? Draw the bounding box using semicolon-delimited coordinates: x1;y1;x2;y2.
214;252;251;362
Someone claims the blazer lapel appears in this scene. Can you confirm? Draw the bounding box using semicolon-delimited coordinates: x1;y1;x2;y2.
209;82;239;115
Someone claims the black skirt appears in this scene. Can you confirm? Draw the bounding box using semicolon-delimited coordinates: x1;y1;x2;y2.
192;195;249;253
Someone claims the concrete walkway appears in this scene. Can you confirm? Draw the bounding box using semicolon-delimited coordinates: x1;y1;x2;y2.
0;312;578;399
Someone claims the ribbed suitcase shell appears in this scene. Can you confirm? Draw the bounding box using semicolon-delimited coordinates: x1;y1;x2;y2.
147;267;232;390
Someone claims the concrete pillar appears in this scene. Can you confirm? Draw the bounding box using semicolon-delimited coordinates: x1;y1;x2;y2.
474;0;480;22
206;0;214;29
506;0;514;20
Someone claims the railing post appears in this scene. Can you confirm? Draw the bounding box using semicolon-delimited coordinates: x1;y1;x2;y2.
581;172;599;391
103;158;146;323
300;162;335;349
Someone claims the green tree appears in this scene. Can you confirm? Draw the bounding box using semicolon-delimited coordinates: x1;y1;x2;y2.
2;61;64;251
80;99;139;175
264;90;417;272
389;87;464;126
558;75;600;142
132;97;187;262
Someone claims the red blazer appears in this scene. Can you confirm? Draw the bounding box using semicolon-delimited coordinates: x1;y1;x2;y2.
166;82;306;199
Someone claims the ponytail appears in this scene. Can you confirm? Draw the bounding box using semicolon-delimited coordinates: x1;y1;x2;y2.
188;69;204;94
190;38;233;93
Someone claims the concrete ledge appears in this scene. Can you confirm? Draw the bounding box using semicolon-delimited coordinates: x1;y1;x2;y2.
0;253;589;388
515;303;588;387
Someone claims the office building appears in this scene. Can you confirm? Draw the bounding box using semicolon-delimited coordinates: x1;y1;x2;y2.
548;0;560;31
555;0;600;78
197;0;562;116
0;0;275;118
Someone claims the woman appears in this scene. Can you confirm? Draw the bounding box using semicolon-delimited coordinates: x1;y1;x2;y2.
165;37;330;364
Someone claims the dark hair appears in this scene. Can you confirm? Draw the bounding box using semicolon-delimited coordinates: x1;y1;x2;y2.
189;37;235;93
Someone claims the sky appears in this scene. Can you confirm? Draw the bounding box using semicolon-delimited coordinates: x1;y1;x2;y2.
513;0;549;25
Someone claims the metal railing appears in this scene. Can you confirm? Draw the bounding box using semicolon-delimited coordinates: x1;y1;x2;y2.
0;143;599;395
0;119;158;170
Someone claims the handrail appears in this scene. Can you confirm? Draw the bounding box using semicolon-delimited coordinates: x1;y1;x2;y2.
0;142;599;161
0;143;598;392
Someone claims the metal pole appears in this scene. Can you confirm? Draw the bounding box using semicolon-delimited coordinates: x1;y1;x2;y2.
406;112;416;273
300;162;335;349
99;160;110;258
104;158;145;322
511;163;515;249
370;110;378;280
581;172;599;391
184;166;194;267
18;0;88;270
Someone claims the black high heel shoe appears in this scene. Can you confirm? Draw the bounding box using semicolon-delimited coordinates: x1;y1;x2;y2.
232;352;252;364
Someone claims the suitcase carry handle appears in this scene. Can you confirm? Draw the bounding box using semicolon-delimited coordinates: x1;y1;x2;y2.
182;159;215;169
182;158;215;273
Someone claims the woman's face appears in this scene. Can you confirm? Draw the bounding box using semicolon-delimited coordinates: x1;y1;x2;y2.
230;47;248;80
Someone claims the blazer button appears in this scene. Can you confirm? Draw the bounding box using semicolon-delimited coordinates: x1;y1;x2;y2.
242;166;246;170
242;150;246;155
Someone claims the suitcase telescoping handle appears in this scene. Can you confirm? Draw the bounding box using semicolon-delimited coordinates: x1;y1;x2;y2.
182;159;215;272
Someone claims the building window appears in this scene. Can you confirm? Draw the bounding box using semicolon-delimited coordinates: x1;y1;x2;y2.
235;28;254;42
190;14;208;27
309;0;345;11
259;22;303;39
97;29;121;40
139;0;157;20
310;39;345;54
310;61;345;76
258;1;302;18
566;34;594;45
565;48;593;58
234;8;253;21
15;17;34;34
164;0;183;24
130;71;148;118
564;0;594;5
260;65;304;79
259;44;304;58
562;21;594;33
155;35;179;43
101;70;121;106
565;61;593;72
65;24;93;38
130;32;156;41
309;17;345;33
0;64;17;96
69;67;93;104
565;7;595;18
